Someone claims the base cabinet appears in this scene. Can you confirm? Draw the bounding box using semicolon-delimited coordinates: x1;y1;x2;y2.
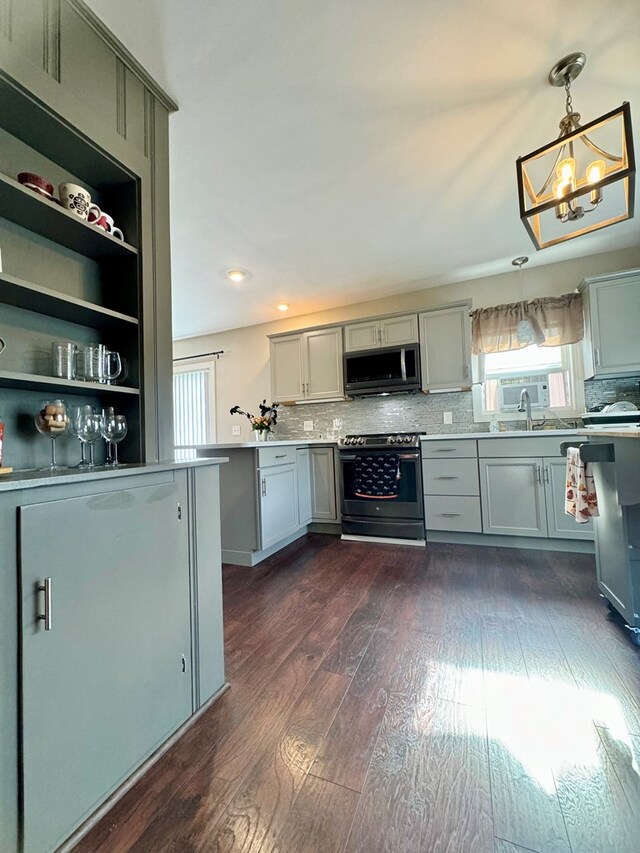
20;481;193;853
544;457;593;540
479;455;594;541
310;446;338;521
297;448;313;525
259;464;300;548
479;457;548;537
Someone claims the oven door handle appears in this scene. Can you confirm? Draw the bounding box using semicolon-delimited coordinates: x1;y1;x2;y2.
340;454;358;461
397;453;419;460
400;348;407;382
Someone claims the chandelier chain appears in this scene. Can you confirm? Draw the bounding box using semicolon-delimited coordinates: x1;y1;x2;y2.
564;80;573;115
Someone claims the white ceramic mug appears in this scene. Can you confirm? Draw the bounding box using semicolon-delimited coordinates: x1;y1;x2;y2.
87;206;124;240
59;183;91;219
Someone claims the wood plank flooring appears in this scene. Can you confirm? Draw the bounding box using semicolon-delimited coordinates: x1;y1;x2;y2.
75;535;640;853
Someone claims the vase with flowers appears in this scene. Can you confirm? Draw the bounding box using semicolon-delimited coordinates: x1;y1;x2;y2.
230;400;279;441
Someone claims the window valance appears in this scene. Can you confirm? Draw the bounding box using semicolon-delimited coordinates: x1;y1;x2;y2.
470;292;584;355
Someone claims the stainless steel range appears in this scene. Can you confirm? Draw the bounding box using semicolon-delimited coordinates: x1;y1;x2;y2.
338;432;425;541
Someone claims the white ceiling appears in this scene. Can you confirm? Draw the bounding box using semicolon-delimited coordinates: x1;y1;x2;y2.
85;0;640;338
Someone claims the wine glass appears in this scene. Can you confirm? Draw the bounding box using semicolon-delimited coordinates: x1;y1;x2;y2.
102;413;127;466
73;406;102;468
101;407;115;465
35;399;70;470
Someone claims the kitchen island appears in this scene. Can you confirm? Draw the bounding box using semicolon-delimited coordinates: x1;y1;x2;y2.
0;458;227;853
193;441;340;565
579;430;640;641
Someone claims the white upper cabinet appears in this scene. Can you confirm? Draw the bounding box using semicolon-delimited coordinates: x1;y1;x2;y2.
581;269;640;378
343;314;418;351
419;304;471;391
379;314;419;347
343;320;380;352
270;335;305;402
270;326;343;403
303;327;344;400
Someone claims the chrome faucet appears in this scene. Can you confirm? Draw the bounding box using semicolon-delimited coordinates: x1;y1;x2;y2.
518;388;534;431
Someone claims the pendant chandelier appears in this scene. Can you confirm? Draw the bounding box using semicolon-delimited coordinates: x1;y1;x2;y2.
516;52;635;250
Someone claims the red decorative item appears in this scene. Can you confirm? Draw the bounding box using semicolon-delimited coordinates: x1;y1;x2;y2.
17;172;55;199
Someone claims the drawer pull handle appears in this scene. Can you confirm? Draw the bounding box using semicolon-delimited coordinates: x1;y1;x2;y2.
433;448;456;452
440;512;462;517
435;476;459;480
37;577;52;631
275;454;287;458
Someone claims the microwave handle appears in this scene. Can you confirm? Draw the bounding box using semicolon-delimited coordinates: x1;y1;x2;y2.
400;348;407;382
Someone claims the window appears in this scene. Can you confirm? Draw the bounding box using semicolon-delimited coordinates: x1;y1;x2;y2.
173;360;216;455
472;343;584;422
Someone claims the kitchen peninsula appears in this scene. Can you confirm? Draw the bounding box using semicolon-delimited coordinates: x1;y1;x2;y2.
194;440;340;565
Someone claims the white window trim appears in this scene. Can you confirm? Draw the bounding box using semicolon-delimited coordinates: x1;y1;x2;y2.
471;343;585;424
173;358;217;445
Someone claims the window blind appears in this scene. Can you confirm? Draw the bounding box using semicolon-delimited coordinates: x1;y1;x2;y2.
173;368;210;447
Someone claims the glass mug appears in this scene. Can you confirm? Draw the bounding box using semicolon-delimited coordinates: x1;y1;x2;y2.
52;341;77;380
76;344;122;384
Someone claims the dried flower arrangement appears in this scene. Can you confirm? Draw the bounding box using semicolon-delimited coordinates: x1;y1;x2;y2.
230;400;279;435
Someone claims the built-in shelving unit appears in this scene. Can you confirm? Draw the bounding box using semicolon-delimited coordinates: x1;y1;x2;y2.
0;271;138;330
0;72;144;468
0;173;138;259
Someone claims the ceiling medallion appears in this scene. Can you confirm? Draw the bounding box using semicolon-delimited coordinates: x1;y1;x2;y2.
516;52;635;250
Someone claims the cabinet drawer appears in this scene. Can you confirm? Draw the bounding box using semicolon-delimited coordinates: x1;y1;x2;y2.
424;495;482;532
421;439;477;459
257;446;298;468
423;458;479;496
478;437;566;458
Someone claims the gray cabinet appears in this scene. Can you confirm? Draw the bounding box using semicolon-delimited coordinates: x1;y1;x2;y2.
297;447;312;525
310;446;338;521
259;464;300;548
544;457;593;540
270;334;305;402
419;304;471;391
270;327;343;403
480;454;594;541
343;313;418;351
20;481;192;853
480;457;548;537
580;269;640;378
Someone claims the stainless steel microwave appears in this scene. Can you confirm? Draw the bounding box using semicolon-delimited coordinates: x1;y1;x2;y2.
343;343;421;396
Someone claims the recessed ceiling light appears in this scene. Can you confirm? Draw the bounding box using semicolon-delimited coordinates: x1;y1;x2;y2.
277;303;289;312
226;269;248;283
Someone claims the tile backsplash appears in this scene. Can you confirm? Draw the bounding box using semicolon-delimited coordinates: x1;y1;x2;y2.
273;376;640;440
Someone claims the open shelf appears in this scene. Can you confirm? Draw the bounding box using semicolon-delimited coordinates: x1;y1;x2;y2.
0;271;138;330
0;173;138;259
0;370;140;396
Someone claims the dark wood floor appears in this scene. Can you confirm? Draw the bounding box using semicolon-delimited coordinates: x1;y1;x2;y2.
75;535;640;853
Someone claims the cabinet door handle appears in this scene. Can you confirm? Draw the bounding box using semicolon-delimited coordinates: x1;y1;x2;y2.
261;478;266;496
535;464;542;484
595;348;601;367
38;577;52;631
544;465;550;484
440;512;462;517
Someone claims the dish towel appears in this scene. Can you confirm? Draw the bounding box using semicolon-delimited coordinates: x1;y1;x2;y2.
565;447;599;523
354;455;401;499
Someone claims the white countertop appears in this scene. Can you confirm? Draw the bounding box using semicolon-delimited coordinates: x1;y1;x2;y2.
181;439;339;450
0;458;229;492
581;429;640;439
419;429;584;441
